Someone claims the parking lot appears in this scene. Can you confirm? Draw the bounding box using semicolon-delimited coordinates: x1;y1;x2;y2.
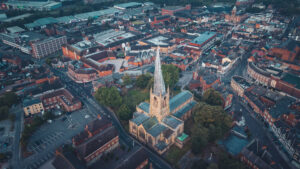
23;107;95;169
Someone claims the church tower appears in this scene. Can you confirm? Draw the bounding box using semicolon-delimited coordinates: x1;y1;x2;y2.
232;6;237;16
149;47;170;122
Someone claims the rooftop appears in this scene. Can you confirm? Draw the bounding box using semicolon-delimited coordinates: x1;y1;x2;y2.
137;102;149;113
114;2;142;9
173;100;197;119
170;91;193;112
23;98;41;107
162;115;182;129
281;73;300;90
131;113;150;126
94;29;137;47
191;31;217;46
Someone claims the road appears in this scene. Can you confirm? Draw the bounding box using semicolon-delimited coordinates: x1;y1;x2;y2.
51;67;173;169
219;47;294;169
10;104;23;169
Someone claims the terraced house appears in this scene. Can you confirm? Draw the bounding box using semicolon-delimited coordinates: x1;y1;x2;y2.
129;48;197;154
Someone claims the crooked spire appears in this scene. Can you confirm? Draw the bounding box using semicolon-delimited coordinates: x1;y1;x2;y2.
153;47;166;95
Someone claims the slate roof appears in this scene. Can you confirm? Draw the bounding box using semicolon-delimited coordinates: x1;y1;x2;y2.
170;91;193;112
23;98;41;107
269;96;295;119
162;115;182;129
131;113;150;126
173;100;197;119
148;123;166;137
115;148;148;169
76;126;118;158
52;151;86;169
142;117;158;131
137;102;149;113
281;73;300;90
155;141;168;151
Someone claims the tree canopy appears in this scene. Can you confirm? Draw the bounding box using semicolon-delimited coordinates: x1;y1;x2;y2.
136;74;152;89
162;64;180;89
95;86;122;109
202;89;224;106
117;104;132;121
191;103;232;154
122;74;132;86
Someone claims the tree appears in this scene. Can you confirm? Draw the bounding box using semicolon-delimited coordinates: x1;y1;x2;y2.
136;74;152;89
122;74;132;86
117;104;132;121
8;113;16;122
162;64;179;89
191;159;208;169
0;92;18;107
202;89;224;106
192;102;232;150
191;125;209;154
208;163;219;169
217;151;248;169
0;106;9;121
95;87;122;109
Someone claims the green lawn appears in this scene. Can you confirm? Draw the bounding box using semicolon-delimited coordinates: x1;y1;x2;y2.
165;141;191;166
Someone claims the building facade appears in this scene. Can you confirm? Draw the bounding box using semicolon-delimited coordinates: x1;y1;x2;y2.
23;98;44;116
31;36;67;59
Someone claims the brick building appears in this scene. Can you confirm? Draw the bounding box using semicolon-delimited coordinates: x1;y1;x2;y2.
269;40;300;62
189;69;220;92
68;60;98;83
41;88;82;112
74;124;119;165
231;76;251;97
225;6;248;23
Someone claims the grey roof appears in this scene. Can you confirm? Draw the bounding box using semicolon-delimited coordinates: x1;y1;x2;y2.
142;117;158;131
191;31;216;46
170;91;193;112
153;47;166;95
155;141;168;151
131;113;150;126
25;17;58;29
6;26;25;33
162;115;182;129
148;123;166;137
114;2;142;9
173;100;197;119
23;98;41;107
137;102;149;113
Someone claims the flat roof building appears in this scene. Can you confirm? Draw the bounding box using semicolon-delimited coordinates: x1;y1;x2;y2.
2;1;62;11
114;2;142;10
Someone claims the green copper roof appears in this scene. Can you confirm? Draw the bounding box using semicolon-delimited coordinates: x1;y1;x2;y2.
177;133;188;142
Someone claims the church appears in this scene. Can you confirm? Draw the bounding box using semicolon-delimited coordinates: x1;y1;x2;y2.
129;48;197;154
